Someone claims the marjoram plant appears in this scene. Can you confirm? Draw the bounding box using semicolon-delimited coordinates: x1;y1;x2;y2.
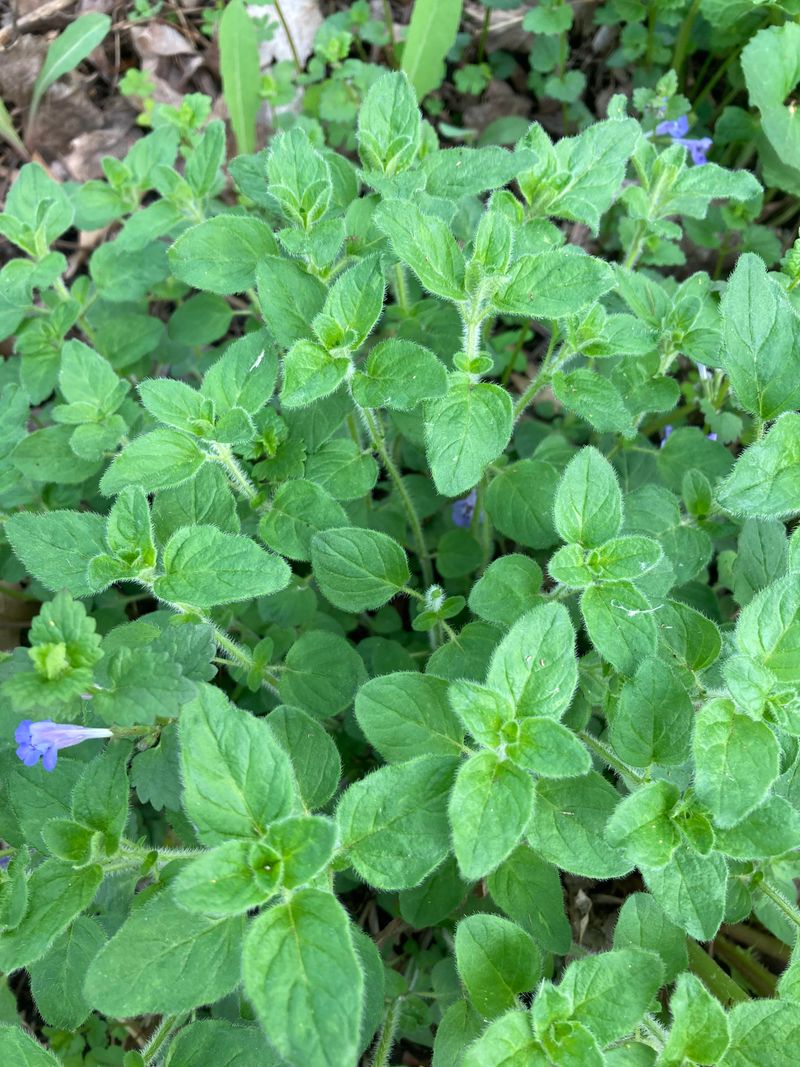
2;68;800;1066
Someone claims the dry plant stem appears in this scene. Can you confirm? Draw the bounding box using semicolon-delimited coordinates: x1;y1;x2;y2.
273;0;303;73
0;0;76;46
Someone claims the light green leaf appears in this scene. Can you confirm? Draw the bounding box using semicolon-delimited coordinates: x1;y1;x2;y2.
487;846;571;955
30;14;111;129
494;250;613;319
660;973;730;1067
278;630;366;718
693;697;779;828
179;685;297;845
218;0;260;155
486;602;578;720
720;1000;800;1067
281;340;349;409
351;339;447;411
266;705;342;810
509;717;591;779
311;527;409;612
374;200;466;300
164;1020;275;1067
606;780;681;868
357;70;421;174
717;413;800;519
28;917;106;1030
529;773;632;879
4;510;107;598
0;1027;62;1066
426;377;513;497
153;525;290;609
612;893;688;984
558;948;665;1047
735;574;800;683
719;253;800;419
169;215;277;295
100;428;206;495
355;672;464;762
552;369;636;438
171;840;280;916
337;755;457;889
554;446;622;547
642;847;727;941
85;891;244;1016
0;860;102;972
610;657;693;767
449;751;534;881
455;914;542;1019
243;889;363;1067
581;582;659;676
401;0;464;100
484;459;560;550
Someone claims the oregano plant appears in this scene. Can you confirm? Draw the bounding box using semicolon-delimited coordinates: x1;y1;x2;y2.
2;65;800;1066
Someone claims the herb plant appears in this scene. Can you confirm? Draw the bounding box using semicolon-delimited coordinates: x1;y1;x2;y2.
2;62;800;1067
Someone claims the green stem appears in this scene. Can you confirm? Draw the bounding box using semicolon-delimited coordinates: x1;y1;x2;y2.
210;624;280;695
623;220;648;271
361;406;434;588
476;6;491;64
713;934;776;998
381;0;398;66
579;731;646;786
500;322;530;387
756;877;800;930
645;3;657;67
370;999;401;1067
512;326;559;422
273;0;302;72
464;317;483;360
672;0;701;79
143;1013;188;1064
212;444;258;504
686;939;749;1006
393;264;410;313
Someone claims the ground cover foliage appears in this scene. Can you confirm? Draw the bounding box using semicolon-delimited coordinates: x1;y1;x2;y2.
5;1;800;1065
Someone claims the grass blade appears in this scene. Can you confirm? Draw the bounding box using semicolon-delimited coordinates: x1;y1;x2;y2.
219;0;261;156
401;0;463;100
28;13;111;135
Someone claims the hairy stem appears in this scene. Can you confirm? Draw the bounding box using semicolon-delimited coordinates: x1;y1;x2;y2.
370;999;401;1067
143;1013;188;1064
512;325;560;422
212;443;259;504
360;406;434;589
579;731;646;786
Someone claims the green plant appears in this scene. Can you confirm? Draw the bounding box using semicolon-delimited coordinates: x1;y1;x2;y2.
1;63;800;1066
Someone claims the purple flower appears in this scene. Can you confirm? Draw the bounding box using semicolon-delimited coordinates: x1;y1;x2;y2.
452;489;477;527
15;719;113;772
707;432;718;441
656;115;712;166
660;424;673;449
0;856;10;870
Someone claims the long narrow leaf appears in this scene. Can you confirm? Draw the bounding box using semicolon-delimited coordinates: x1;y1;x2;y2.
28;13;111;133
219;0;261;156
401;0;463;100
0;98;28;158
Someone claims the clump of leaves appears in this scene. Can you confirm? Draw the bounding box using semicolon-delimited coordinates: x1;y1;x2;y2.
1;65;800;1067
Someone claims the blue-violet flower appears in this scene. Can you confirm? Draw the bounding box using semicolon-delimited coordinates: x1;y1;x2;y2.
15;719;113;772
655;115;712;166
452;489;477;527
